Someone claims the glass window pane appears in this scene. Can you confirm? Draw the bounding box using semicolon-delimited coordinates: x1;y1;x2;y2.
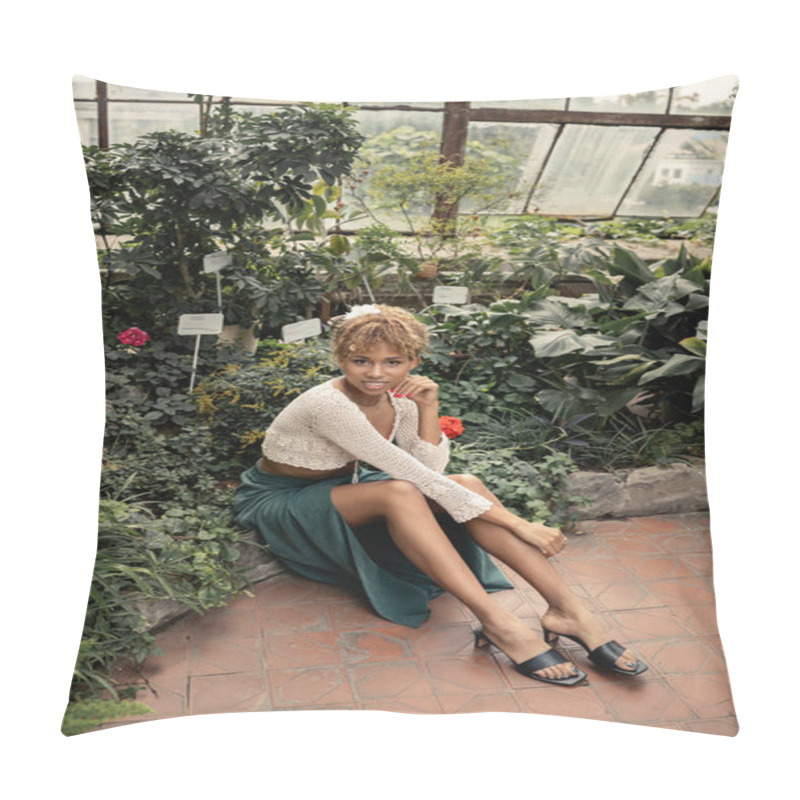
472;98;568;110
107;82;188;101
617;129;728;217
350;101;443;109
228;103;293;117
531;125;659;217
570;88;670;114
72;75;96;100
467;122;559;214
108;103;200;143
354;108;443;138
228;96;296;105
671;75;738;116
74;101;98;147
341;110;444;231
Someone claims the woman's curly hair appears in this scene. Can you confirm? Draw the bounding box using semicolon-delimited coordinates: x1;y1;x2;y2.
332;305;429;361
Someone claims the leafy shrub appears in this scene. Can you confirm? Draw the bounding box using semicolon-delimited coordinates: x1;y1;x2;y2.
563;417;706;471
210;283;707;476
104;333;253;439
448;445;582;528
194;339;337;467
62;698;154;737
89;105;365;333
72;498;248;701
78;326;262;702
489;215;717;251
419;243;709;467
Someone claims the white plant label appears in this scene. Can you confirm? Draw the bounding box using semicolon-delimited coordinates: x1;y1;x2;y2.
433;285;470;304
281;318;322;342
178;313;225;335
203;251;233;273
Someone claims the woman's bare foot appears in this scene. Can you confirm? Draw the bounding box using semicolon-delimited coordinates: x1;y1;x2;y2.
479;612;581;682
540;606;643;673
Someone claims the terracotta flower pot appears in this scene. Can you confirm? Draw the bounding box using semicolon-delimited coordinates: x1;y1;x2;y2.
415;261;439;280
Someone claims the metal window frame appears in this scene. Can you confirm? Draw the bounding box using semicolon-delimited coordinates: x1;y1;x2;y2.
78;81;732;220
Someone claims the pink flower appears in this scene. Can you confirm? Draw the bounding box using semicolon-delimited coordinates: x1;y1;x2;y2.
438;416;464;439
117;327;151;347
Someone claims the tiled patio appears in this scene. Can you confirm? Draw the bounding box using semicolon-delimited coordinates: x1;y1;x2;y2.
109;511;737;735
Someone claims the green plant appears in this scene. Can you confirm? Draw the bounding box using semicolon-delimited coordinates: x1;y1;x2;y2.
72;498;249;701
418;243;709;467
314;223;423;307
87;104;365;336
62;698;154;736
448;445;582;528
194;339;337;467
588;215;716;244
488;216;587;253
350;128;516;269
557;415;705;471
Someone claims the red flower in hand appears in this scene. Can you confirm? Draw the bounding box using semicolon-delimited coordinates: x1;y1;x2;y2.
438;416;464;439
117;327;151;347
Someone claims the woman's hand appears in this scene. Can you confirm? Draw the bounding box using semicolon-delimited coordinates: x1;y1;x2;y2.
512;521;568;558
391;375;439;408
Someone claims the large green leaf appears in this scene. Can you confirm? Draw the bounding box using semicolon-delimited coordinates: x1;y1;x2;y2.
623;275;702;315
536;387;605;418
587;355;659;385
679;337;707;357
684;293;710;311
596;386;643;416
529;329;616;357
638;354;704;384
692;373;705;413
521;299;593;329
610;246;655;286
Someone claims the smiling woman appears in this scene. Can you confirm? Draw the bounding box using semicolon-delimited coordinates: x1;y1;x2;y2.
234;304;648;685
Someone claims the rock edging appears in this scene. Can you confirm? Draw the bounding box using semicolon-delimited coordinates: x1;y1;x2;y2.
566;461;708;520
136;530;286;631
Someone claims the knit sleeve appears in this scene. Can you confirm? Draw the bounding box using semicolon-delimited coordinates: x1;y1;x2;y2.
394;398;450;473
315;392;491;523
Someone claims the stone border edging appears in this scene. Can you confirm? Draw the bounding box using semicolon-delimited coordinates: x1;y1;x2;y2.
566;461;708;520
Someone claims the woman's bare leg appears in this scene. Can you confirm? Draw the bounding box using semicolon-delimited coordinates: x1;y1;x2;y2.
330;479;580;680
445;474;642;672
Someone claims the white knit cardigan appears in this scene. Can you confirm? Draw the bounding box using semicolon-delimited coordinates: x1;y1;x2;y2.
261;379;492;523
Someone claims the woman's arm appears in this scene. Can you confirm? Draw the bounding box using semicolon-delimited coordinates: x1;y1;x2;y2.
391;375;449;472
316;391;491;523
416;401;445;446
391;374;441;444
389;375;566;556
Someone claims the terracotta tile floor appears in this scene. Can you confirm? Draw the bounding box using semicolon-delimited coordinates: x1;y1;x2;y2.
109;511;738;735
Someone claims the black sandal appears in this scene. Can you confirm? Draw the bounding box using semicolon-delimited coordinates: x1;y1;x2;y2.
474;628;587;686
543;628;648;676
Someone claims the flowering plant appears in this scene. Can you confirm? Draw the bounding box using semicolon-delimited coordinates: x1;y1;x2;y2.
116;327;151;347
438;416;464;439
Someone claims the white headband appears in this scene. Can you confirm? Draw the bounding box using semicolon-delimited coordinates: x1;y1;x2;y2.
342;304;381;321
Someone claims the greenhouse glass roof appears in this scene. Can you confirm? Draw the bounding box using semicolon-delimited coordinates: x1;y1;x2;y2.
73;75;735;222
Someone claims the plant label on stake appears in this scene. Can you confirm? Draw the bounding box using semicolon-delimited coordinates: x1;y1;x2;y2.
203;251;232;312
178;313;225;391
432;286;470;305
281;318;322;343
203;252;232;273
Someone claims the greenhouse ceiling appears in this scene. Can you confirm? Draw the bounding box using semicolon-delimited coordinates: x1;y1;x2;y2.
73;75;735;221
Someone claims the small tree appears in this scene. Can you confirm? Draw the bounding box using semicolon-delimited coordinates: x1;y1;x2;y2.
88;104;365;338
349;127;516;271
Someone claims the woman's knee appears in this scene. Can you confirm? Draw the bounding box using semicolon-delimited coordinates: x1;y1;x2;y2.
385;479;427;507
449;473;485;492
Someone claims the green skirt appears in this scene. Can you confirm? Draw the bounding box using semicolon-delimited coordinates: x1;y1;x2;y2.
233;464;513;627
